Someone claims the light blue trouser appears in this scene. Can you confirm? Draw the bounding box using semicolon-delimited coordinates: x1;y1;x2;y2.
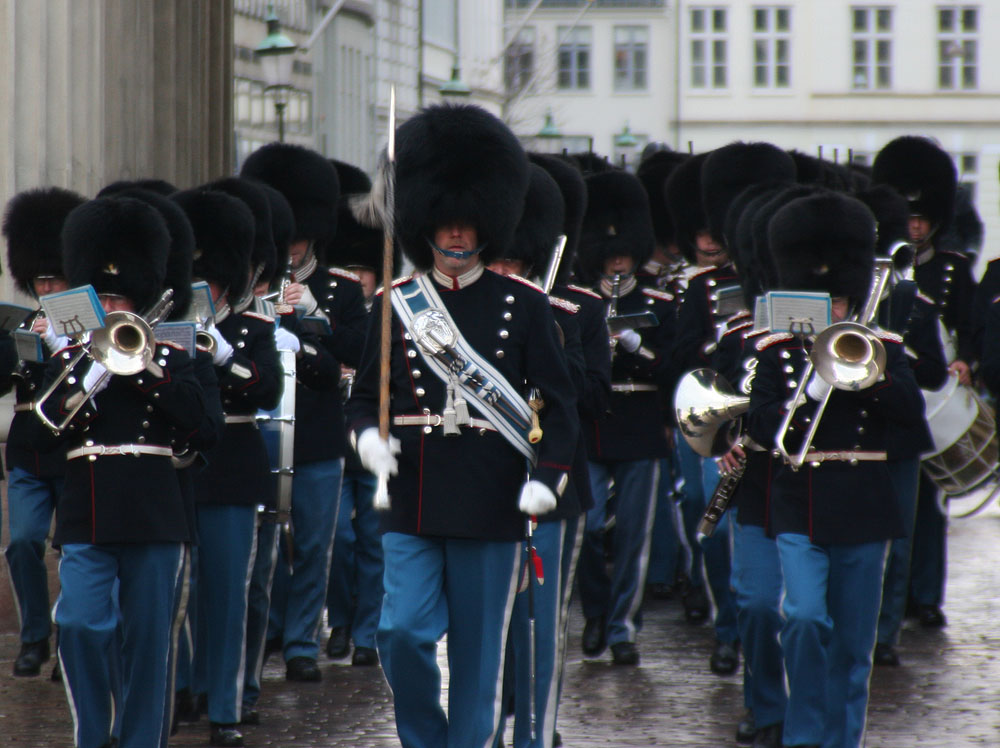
5;467;62;643
378;533;520;748
777;533;888;748
731;520;786;728
269;458;343;661
326;468;383;649
578;459;658;646
877;458;920;645
192;504;257;725
243;519;280;708
676;438;739;644
55;542;183;748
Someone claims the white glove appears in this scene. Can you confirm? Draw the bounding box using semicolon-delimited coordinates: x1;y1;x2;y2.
615;329;642;353
806;372;833;401
299;284;320;315
518;480;557;516
41;319;69;353
357;427;400;477
209;327;234;366
273;326;301;353
82;361;110;397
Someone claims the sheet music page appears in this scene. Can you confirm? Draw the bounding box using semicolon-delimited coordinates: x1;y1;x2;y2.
188;282;216;323
39;286;105;337
753;296;769;331
12;330;43;362
766;291;831;335
154;322;196;356
0;303;33;332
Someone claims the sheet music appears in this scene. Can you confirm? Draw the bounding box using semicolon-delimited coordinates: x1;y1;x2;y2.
753;295;769;331
39;286;105;337
188;282;216;323
12;330;43;363
766;291;831;335
0;303;33;332
154;322;196;356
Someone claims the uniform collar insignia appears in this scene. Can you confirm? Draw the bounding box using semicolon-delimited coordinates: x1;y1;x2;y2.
431;262;484;290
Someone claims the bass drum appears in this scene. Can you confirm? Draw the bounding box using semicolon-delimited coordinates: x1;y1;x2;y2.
921;373;1000;514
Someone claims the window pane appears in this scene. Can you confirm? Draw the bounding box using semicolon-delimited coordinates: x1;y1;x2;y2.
853;9;868;32
776;8;790;31
691;39;704;63
754;39;768;65
692;65;705;87
713;9;726;31
963;40;976;63
755;65;767;86
713;39;726;64
962;154;977;173
962;65;976;89
876;40;890;63
876;64;890;88
939;64;952;89
691;9;704;31
962;8;977;32
853;40;868;64
713;63;727;87
754;9;767;32
776;64;789;87
776;39;789;63
635;68;646;89
635;48;646;72
578;69;589;88
853;66;868;88
876;8;891;31
938;8;954;32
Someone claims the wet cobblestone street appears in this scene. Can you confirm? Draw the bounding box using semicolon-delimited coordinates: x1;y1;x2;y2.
3;489;1000;746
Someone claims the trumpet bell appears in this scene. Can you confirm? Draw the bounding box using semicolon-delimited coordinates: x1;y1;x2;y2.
811;321;886;391
196;329;217;356
674;368;750;458
90;311;154;375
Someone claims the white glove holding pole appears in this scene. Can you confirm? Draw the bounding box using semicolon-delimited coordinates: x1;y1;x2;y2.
273;326;301;354
82;361;110;397
357;427;400;478
209;327;234;366
806;372;834;401
518;479;557;516
615;329;642;353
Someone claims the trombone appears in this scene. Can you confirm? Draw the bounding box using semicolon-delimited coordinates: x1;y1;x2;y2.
774;258;895;470
34;290;174;434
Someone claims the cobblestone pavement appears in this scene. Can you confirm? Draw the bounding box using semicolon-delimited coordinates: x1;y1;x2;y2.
3;488;1000;747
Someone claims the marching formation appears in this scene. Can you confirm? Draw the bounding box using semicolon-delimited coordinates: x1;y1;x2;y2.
0;103;996;748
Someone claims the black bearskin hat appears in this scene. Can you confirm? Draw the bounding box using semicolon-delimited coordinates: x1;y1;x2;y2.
576;169;654;285
528;153;586;285
240;142;340;252
635;150;689;248
788;151;851;190
254;182;295;287
504;164;565;276
702;142;797;247
171;189;255;304
4;187;86;296
204;178;275;285
856;184;910;258
569;151;613;176
98;187;196;321
100;178;177;198
769;192;876;307
394;103;529;270
937;183;983;257
62;197;170;313
327;160;392;279
664;152;709;263
729;185;787;307
723;181;789;267
871;136;957;233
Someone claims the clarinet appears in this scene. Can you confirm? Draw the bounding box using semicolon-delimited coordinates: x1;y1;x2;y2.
696;451;747;541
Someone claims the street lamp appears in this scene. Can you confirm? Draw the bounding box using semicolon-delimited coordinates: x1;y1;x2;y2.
614;121;640;170
439;58;471;98
255;3;298;142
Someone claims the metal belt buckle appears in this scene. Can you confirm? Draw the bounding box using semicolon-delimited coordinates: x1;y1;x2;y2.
412;308;457;355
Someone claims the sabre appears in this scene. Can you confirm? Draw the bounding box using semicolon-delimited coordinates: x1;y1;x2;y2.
375;86;397;511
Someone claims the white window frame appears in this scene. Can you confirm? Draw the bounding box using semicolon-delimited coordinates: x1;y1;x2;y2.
557;26;592;91
937;6;978;90
851;6;893;90
752;6;791;89
614;26;649;92
505;27;536;94
690;7;728;89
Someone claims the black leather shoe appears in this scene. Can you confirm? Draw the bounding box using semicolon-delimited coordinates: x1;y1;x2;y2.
873;642;900;666
682;586;709;624
918;604;946;628
13;639;50;677
326;626;351;659
581;616;606;656
240;705;260;725
263;636;282;663
710;639;739;675
736;708;757;744
645;581;674;600
286;656;322;682
209;723;244;747
610;641;639;666
752;722;783;748
352;646;379;666
553;731;562;747
50;660;62;682
174;688;201;723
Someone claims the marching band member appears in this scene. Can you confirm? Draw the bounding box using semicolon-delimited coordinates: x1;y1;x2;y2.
747;191;924;748
574;167;676;666
1;187;85;677
41;196;205;748
872;136;975;630
345;103;579;748
324;159;387;667
240;144;369;683
172;186;283;747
